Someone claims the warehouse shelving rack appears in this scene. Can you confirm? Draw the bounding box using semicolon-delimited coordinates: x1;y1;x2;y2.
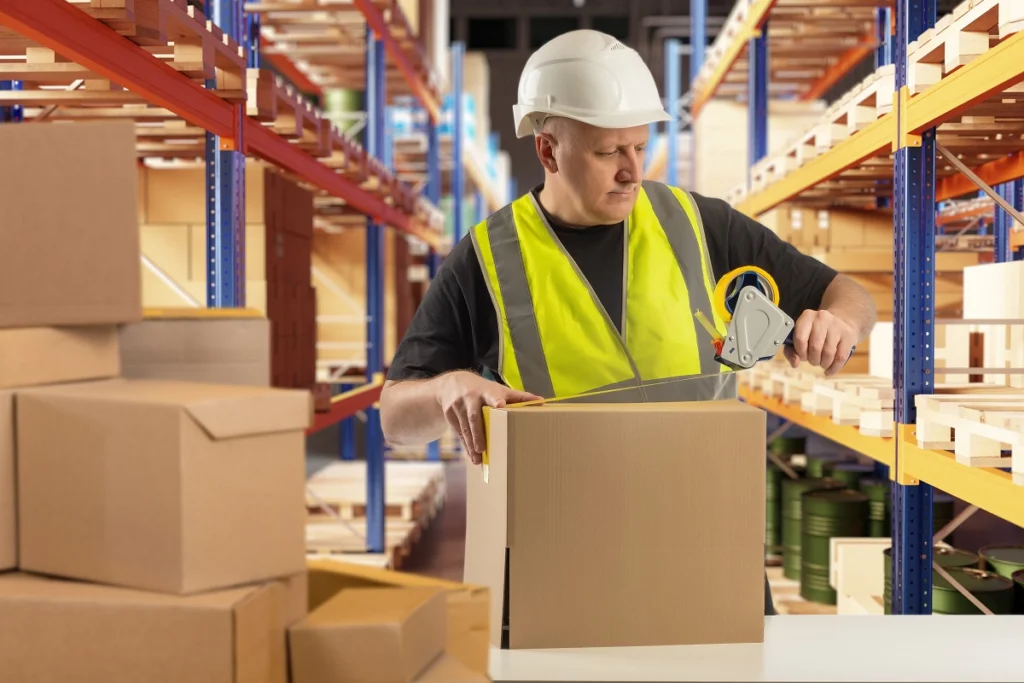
0;0;503;555
676;0;1024;614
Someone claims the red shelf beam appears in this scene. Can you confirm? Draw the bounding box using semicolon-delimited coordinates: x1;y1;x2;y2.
352;0;440;124
307;381;384;435
0;0;439;246
937;152;1024;201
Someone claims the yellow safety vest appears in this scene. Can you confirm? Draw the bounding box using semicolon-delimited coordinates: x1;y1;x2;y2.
470;180;736;403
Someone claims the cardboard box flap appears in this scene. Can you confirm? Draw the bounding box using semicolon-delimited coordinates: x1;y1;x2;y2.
20;379;312;438
415;654;487;683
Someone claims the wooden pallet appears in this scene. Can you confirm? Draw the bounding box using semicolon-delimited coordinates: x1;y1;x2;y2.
0;0;246;103
306;461;447;524
305;518;420;570
914;392;1024;480
908;0;1024;95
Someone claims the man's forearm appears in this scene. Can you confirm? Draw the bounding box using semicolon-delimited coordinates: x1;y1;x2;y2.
820;273;877;340
379;377;448;446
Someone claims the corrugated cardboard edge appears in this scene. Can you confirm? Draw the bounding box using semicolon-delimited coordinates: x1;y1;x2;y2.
184;389;313;440
233;583;287;683
463;408;509;649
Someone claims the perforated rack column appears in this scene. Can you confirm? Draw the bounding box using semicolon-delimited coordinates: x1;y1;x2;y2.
892;0;937;616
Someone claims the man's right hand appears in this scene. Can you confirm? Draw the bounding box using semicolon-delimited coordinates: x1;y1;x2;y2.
435;371;542;464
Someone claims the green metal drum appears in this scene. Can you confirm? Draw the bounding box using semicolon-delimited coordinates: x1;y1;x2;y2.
860;478;890;537
781;477;846;580
800;489;869;604
804;453;853;479
766;463;783;560
769;436;805;456
933;568;1014;615
830;462;877;491
1012;569;1024;615
978;545;1024;580
883;547;979;614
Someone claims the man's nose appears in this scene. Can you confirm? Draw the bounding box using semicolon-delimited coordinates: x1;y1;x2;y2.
617;148;642;183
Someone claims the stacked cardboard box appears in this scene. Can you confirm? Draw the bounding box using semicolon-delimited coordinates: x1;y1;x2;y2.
0;120;316;682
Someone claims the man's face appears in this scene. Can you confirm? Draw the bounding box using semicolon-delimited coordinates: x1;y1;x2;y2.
543;121;649;225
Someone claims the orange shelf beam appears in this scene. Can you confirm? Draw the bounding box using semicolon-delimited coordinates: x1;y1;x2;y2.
739;386;895;467
937;151;1024;201
0;0;440;246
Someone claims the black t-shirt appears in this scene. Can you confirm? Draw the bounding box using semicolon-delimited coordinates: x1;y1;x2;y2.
387;188;838;383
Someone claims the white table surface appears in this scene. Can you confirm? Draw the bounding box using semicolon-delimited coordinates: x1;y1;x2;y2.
489;615;1024;681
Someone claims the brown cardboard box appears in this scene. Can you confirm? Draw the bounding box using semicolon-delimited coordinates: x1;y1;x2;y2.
289;586;446;683
307;558;490;676
277;570;310;628
119;316;271;386
415;654;488;683
0;326;120;389
16;379;311;594
0;572;286;683
0;391;13;571
0;120;142;328
466;401;766;650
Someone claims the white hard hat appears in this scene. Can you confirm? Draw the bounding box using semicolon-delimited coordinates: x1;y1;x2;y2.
513;29;671;138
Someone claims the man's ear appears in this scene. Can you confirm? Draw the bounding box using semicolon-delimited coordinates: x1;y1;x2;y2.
535;133;559;174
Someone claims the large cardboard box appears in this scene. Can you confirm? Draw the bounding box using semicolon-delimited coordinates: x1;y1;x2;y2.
289;586;446;683
0;326;120;389
119;316;271;386
0;391;12;571
16;379;311;594
466;401;766;650
0;120;142;328
306;558;490;676
0;573;287;683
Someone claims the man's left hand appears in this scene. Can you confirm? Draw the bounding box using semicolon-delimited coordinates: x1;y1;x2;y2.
783;309;858;376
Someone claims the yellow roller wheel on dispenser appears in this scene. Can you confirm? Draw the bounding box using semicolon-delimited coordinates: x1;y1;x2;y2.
712;265;781;323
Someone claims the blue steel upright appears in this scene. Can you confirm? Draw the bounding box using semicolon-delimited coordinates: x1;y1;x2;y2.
748;22;768;182
0;80;23;123
425;111;443;462
451;41;466;245
665;38;681;188
995;183;1012;263
205;0;246;308
892;0;937;615
690;0;707;189
1014;179;1024;260
364;27;387;554
876;7;893;209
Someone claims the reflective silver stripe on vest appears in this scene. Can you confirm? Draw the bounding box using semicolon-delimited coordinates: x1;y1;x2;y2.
473;204;556;398
641;180;721;378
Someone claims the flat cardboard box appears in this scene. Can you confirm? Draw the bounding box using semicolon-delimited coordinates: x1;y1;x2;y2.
289;586;446;683
415;654;488;683
306;558;490;676
0;120;142;328
466;400;767;650
0;572;286;683
17;379;311;594
0;391;12;570
0;326;120;389
119;316;271;386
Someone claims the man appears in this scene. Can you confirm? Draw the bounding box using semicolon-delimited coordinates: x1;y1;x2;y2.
380;30;877;614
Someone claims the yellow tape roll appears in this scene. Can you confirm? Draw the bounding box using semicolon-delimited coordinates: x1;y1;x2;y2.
712;266;780;323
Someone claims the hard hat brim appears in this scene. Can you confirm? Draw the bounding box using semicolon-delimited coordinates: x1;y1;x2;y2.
514;107;672;139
